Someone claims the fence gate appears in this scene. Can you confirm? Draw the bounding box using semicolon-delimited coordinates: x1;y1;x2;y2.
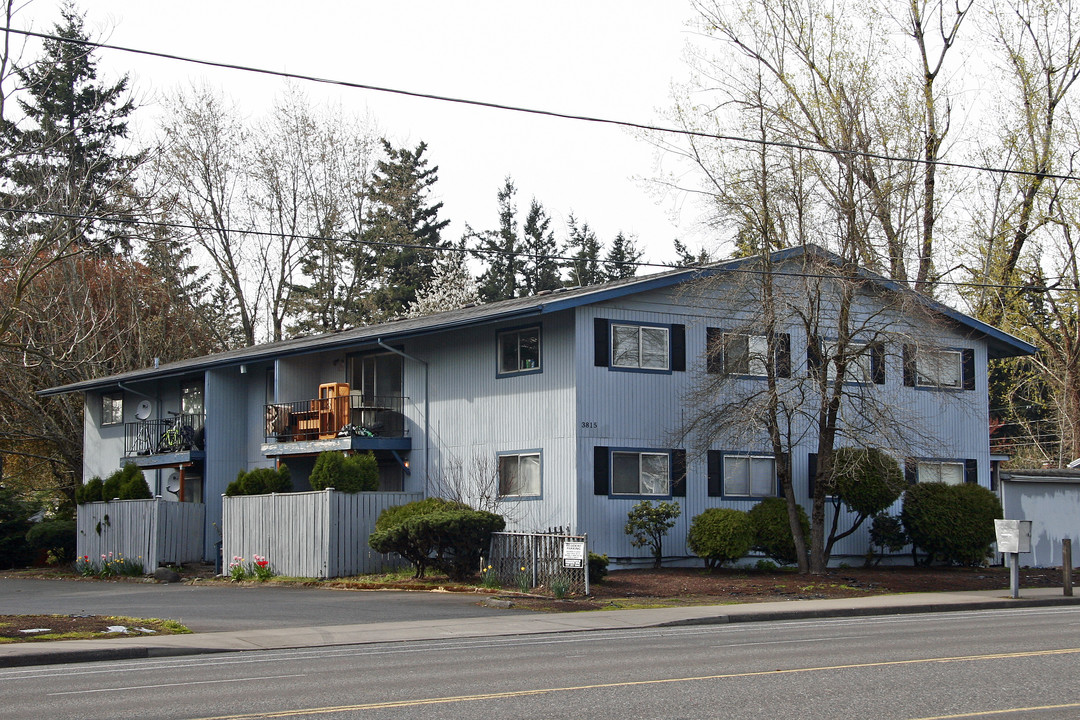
486;529;589;596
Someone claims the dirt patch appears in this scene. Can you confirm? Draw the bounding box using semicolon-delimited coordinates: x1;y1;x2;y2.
497;565;1068;611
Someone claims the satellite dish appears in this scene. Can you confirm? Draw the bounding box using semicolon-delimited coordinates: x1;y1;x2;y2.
165;471;181;494
135;400;153;421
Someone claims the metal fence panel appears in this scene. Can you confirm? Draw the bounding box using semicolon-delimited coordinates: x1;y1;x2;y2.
487;530;589;596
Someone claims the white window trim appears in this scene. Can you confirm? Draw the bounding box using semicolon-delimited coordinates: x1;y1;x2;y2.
611;323;670;371
611;450;671;496
723;454;776;497
498;452;542;497
916;460;965;485
916;349;962;388
824;340;877;384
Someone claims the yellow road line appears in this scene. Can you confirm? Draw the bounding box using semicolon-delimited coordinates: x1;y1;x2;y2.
192;647;1080;719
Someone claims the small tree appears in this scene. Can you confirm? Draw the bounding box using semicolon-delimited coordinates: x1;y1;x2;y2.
826;448;906;557
749;497;808;566
225;465;292;496
687;508;754;569
867;513;908;566
624;500;681;568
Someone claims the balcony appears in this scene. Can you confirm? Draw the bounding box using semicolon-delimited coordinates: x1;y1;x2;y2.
123;413;206;467
262;394;411;456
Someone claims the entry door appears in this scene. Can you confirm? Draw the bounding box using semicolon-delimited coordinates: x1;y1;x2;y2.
353;353;402;404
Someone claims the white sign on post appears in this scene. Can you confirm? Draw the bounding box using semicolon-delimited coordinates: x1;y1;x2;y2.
563;541;585;569
995;519;1032;554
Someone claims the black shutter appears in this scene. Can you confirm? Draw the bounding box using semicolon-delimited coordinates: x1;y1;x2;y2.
775;332;791;378
706;328;723;374
594;319;609;367
964;458;978;484
807;452;818;499
593;446;610;495
902;344;916;387
671;449;686;497
961;349;975;390
905;459;917;484
670;324;686;372
870;342;886;384
707;450;722;497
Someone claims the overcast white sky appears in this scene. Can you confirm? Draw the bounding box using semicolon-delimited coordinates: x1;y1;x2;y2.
16;0;712;266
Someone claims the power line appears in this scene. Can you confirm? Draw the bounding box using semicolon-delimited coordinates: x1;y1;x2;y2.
6;25;1080;184
2;203;1073;296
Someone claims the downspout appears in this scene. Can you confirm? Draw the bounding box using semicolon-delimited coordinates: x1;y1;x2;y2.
377;340;429;488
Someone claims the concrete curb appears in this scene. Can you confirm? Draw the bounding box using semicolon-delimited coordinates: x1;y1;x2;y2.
3;592;1078;669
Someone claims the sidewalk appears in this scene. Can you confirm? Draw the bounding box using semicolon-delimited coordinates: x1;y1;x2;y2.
3;587;1077;668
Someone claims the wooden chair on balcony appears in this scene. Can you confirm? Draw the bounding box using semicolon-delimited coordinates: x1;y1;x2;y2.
318;382;350;439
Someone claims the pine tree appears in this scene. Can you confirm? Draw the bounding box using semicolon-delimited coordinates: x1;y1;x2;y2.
520;198;562;294
2;2;140;255
564;214;604;286
669;239;713;267
604;231;643;280
363;140;449;320
475;177;521;302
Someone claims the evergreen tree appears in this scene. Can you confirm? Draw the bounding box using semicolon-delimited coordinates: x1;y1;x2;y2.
475;177;521;302
603;231;643;280
564;214;604;286
520;198;562;294
668;239;713;267
2;2;140;255
363;140;449;320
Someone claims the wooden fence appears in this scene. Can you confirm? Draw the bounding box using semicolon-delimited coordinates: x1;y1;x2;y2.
221;489;422;579
76;499;206;571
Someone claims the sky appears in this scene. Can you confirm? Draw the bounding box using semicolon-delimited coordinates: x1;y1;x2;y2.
14;0;711;267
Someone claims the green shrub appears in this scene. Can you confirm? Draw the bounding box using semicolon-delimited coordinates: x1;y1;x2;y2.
225;465;292;496
0;487;33;569
75;476;104;504
748;497;808;565
26;519;76;563
687;508;754;569
832;447;906;517
901;482;1002;566
374;497;466;531
588;552;609;583
867;512;909;566
624;500;681;568
368;498;505;580
309;451;379;493
95;464;152;501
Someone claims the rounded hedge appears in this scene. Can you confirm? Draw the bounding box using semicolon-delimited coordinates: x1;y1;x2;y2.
309;451;378;493
84;464;151;503
225;464;292;496
901;482;1001;565
373;497;467;532
687;508;754;568
26;518;76;563
748;497;808;565
832;447;905;518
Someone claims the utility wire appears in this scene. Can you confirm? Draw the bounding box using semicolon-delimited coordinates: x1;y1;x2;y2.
6;25;1080;184
1;203;1073;295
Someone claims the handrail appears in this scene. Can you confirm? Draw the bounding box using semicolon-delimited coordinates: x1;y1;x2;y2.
264;395;408;442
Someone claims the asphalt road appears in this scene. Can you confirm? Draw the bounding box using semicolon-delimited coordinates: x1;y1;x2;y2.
0;578;508;631
4;605;1080;719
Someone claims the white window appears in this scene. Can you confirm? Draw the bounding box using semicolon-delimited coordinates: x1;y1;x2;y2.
498;327;541;374
181;381;204;417
724;333;769;376
917;350;961;388
724;455;776;497
101;393;123;426
825;341;878;383
917;461;965;485
611;324;669;370
498;453;541;497
611;451;670;495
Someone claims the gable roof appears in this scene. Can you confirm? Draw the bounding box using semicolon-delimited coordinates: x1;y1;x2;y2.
38;245;1036;396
